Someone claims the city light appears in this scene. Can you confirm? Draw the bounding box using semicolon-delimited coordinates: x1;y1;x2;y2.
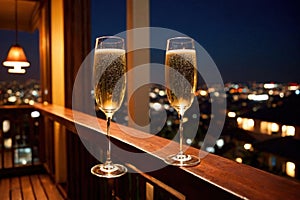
260;121;279;135
244;143;252;150
227;111;236;118
235;157;243;163
264;83;277;89
186;138;192;145
149;92;157;98
237;117;242;125
271;123;279;132
151;102;163;111
31;111;40;118
279;92;284;98
288;85;299;91
206;147;215;153
8;96;17;102
199;90;208;96
286;162;296;177
282;125;295;137
248;94;269;101
158;90;165;96
216;139;225;148
2;120;10;133
29;100;35;105
238;118;255;131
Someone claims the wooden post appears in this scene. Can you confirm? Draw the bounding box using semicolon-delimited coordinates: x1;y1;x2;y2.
126;0;150;131
50;0;66;183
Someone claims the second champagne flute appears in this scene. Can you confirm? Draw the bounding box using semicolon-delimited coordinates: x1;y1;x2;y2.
164;37;200;167
91;36;127;178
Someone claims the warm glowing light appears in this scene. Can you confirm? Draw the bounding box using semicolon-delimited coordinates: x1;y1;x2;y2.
2;120;10;133
233;95;239;101
264;83;277;89
237;117;242;125
31;111;40;118
158;90;165;96
3;44;30;74
4;138;12;148
237;118;255;131
227;111;236;118
21;159;27;165
268;90;274;95
245;119;254;130
235;157;243;163
8;66;26;74
248;94;269;101
8;96;17;102
201;114;209;119
282;125;295;137
271;123;279;132
260;121;279;135
199;90;208;96
288;85;299;91
149;92;157;98
286;161;296;177
244;143;252;150
279;92;284;98
29;100;35;105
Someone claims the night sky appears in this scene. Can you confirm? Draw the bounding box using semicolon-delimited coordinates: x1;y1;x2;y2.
150;0;300;83
1;0;300;83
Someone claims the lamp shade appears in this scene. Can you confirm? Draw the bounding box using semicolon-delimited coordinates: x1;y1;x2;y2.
3;44;30;67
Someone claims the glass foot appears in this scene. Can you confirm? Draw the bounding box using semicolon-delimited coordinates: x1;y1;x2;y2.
91;163;127;178
164;154;200;167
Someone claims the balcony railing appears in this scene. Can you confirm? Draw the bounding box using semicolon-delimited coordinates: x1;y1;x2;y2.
0;105;44;177
1;104;300;199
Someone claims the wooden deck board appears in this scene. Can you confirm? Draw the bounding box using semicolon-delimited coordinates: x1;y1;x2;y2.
0;178;10;200
20;176;35;200
0;174;64;200
29;175;47;200
10;177;22;200
39;174;64;200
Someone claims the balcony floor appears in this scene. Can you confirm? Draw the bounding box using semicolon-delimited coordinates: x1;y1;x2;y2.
0;173;64;200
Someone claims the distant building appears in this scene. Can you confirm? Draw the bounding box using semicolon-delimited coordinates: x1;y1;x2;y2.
237;93;300;179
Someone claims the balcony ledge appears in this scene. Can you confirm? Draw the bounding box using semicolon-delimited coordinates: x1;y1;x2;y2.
1;104;300;199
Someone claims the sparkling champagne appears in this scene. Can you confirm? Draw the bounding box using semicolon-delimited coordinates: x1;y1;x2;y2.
93;48;126;116
165;49;197;114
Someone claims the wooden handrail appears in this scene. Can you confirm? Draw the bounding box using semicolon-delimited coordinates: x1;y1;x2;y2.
2;104;300;199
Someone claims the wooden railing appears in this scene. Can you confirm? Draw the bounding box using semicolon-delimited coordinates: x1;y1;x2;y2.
1;104;300;199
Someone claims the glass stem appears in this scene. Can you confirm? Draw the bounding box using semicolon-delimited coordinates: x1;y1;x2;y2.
106;116;112;164
178;112;184;155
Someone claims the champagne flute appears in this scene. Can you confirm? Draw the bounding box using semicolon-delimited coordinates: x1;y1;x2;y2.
91;36;127;178
164;37;200;166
